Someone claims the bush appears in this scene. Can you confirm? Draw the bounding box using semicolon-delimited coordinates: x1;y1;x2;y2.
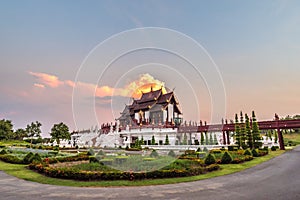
23;152;34;164
244;149;252;156
87;148;95;156
196;147;201;152
96;150;105;156
89;156;99;163
203;147;208;152
271;146;277;151
251;149;259;157
0;149;7;155
0;154;23;164
196;152;206;159
221;151;233;164
210;149;222;154
150;150;159;158
228;145;238;151
168;150;176;157
205;153;216;165
31;153;42;163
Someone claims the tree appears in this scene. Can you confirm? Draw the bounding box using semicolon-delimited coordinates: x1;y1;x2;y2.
213;133;218;145
151;135;155;145
245;114;253;149
26;121;42;147
234;113;241;148
140;136;144;146
209;133;213;145
205;132;209;145
239;111;246;149
200;132;204;145
0;119;14;140
252;111;262;148
14;128;27;140
182;133;187;145
164;134;170;145
50;122;70;145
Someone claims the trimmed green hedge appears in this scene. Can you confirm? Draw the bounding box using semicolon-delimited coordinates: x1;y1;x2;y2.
29;162;220;181
0;154;23;164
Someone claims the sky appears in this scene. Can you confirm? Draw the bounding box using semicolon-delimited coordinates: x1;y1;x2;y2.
1;0;300;136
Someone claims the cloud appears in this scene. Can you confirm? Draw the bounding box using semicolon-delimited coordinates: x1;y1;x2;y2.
33;83;45;88
95;73;166;98
29;71;63;88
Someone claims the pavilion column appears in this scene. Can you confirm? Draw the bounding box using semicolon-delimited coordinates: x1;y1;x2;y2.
275;114;285;150
222;131;226;145
226;131;230;145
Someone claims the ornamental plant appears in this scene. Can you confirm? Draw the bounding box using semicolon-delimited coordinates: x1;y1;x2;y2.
221;151;233;164
204;153;216;165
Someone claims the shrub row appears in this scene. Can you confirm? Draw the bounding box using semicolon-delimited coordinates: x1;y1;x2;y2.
28;163;220;181
46;153;89;164
0;152;42;164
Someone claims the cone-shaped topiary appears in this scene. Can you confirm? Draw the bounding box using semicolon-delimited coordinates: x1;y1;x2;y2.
0;149;7;155
244;149;252;156
221;151;233;164
150;149;159;158
205;153;216;165
168;150;176;157
23;152;34;164
31;153;42;163
251;149;259;157
87;148;95;156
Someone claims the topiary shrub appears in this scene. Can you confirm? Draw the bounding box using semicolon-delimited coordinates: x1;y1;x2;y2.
31;153;42;163
0;149;7;155
168;150;176;157
96;150;105;156
271;146;277;151
87;148;95;156
89;156;99;163
150;150;159;158
23;152;34;164
244;149;252;156
204;153;216;165
221;151;233;164
251;149;259;157
203;147;208;152
196;147;202;152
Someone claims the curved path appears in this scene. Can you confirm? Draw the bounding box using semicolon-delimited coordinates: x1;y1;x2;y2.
1;146;300;200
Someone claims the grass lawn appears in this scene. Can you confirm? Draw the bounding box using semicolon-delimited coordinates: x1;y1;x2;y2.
283;133;300;144
0;149;285;187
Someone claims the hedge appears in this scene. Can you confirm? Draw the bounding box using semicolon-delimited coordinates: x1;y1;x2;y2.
0;154;23;164
28;163;220;181
46;154;89;164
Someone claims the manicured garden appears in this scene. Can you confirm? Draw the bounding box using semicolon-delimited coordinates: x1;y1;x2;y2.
0;144;276;184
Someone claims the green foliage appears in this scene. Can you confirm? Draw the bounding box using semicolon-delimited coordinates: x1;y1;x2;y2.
203;147;208;152
234;113;241;148
196;147;201;152
228;145;238;151
151;135;155;145
182;133;187;145
14;128;27;140
150;149;159;158
50;122;70;145
164;134;170;145
243;149;252;156
96;150;105;156
26;121;42;147
0;154;23;164
0;149;7;155
205;132;208;145
271;146;277;151
200;132;204;145
209;133;213;145
23;152;34;164
87;148;95;156
0;119;14;140
274;131;278;143
204;153;216;165
168;150;176;157
245;114;253;149
221;151;233;164
252;111;262;148
251;149;259;157
31;153;42;163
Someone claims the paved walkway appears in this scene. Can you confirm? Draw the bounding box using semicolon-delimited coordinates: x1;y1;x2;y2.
1;146;300;200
